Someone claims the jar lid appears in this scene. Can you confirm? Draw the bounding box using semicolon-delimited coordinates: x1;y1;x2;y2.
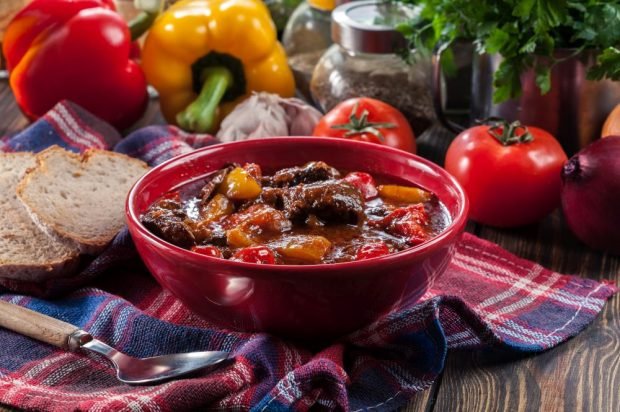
331;0;416;53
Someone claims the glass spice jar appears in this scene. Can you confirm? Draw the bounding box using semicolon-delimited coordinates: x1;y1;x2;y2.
265;0;304;34
282;0;335;100
310;0;435;135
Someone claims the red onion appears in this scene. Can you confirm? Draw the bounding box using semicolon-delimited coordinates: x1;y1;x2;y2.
561;136;620;254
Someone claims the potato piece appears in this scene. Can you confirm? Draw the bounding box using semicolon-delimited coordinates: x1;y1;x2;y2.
226;227;255;248
200;194;234;222
218;167;262;200
378;185;431;204
277;235;332;263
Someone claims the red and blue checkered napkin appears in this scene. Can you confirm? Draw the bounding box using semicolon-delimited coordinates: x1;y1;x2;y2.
0;102;616;411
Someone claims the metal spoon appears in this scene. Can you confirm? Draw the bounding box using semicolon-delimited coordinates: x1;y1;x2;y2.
0;300;229;384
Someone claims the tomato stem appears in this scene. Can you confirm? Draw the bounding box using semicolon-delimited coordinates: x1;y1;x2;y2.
330;103;395;142
485;119;534;146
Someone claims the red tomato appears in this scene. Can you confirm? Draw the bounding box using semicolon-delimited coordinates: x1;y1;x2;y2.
444;122;567;227
356;242;390;260
232;246;276;264
313;97;416;153
191;245;223;258
343;172;378;200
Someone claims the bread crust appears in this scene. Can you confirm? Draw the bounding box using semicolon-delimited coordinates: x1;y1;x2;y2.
16;146;149;255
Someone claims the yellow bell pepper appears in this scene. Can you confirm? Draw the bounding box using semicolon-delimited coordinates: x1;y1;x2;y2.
276;235;332;263
142;0;296;133
218;167;262;200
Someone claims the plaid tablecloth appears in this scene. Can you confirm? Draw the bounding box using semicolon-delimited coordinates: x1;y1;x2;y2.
0;102;616;411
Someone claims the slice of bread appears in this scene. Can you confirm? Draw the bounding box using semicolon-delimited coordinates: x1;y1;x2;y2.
0;153;79;281
17;146;149;255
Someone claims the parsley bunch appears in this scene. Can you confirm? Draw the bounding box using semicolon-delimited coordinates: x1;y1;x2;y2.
397;0;620;102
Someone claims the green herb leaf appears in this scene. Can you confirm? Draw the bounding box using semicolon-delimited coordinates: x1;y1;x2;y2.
514;0;535;19
485;28;510;54
396;0;620;102
588;47;620;80
535;65;552;94
493;58;523;103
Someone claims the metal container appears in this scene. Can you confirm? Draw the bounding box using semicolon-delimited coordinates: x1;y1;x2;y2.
434;49;620;155
311;0;435;135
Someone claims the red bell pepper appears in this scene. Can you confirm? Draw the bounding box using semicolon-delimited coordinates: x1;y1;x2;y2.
3;0;148;130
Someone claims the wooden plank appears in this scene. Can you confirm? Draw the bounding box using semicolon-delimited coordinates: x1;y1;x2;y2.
434;211;620;412
0;80;27;135
401;380;440;412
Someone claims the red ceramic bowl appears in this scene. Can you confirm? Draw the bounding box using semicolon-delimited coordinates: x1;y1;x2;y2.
126;137;468;340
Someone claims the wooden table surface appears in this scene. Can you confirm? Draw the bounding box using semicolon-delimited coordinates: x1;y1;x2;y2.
0;80;618;412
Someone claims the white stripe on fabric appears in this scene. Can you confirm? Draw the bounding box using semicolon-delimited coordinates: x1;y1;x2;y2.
151;144;192;166
446;331;472;343
143;290;172;317
489;268;561;318
476;265;544;315
160;299;183;322
88;299;124;336
453;255;604;311
544;283;606;340
141;140;177;164
42;358;90;386
0;377;118;403
47;111;95;149
449;337;482;348
474;308;566;346
111;305;134;346
491;323;563;346
0;355;77;405
459;244;607;306
56;104;105;148
23;353;73;379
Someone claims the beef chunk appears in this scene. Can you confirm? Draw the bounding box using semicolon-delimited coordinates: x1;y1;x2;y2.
141;199;195;248
258;186;285;209
281;181;365;224
270;161;341;187
198;166;234;210
193;223;228;246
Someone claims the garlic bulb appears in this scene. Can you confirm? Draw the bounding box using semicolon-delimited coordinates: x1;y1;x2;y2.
217;92;322;142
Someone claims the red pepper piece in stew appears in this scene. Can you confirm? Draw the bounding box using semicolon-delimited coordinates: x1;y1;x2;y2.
343;172;378;200
372;204;430;245
191;245;223;258
232;246;276;264
356;242;390;260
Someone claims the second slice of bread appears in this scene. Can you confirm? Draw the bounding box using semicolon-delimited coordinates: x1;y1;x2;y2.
17;146;150;255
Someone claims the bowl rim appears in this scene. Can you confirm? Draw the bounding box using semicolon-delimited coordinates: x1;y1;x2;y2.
126;137;469;273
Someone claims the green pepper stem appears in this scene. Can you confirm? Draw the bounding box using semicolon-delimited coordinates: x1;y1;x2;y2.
128;11;159;41
176;67;234;133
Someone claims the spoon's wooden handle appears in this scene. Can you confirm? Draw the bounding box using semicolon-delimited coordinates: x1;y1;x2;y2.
0;300;81;350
